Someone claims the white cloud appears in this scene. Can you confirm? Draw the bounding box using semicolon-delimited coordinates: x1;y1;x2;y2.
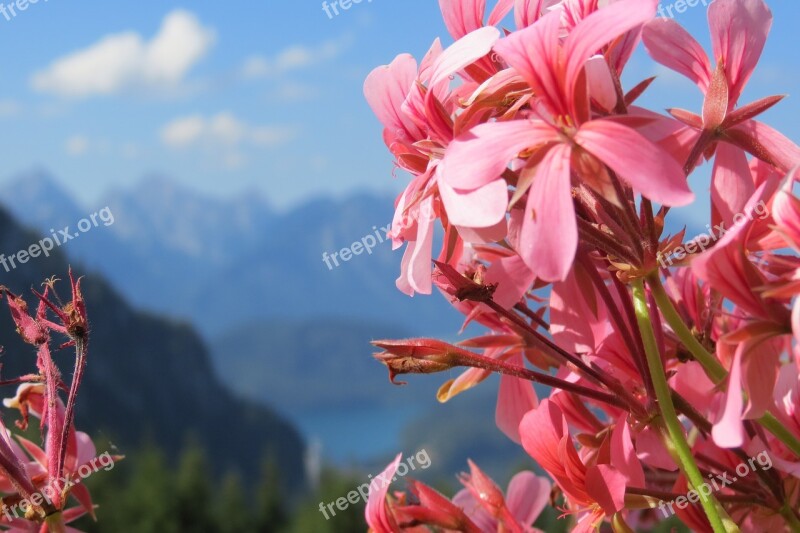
209;113;246;145
240;35;352;79
32;10;215;98
161;115;207;147
268;82;319;103
241;56;270;79
65;135;90;156
64;136;143;159
160;112;297;150
250;125;298;146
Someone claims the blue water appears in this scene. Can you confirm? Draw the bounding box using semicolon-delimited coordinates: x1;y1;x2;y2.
292;405;424;464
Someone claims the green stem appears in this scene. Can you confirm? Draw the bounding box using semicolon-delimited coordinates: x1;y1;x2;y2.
759;412;800;458
632;279;737;533
647;274;726;382
780;503;800;533
45;513;67;533
648;274;800;458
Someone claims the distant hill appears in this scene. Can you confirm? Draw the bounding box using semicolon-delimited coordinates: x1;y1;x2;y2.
399;382;537;485
210;318;441;416
0;205;307;494
1;171;462;338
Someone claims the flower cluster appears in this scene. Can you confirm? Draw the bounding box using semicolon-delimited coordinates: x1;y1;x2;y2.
364;0;800;531
0;271;115;532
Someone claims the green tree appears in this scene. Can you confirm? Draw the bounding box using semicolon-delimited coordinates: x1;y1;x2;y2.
287;469;366;533
214;471;253;533
254;456;287;531
174;442;216;533
86;443;180;533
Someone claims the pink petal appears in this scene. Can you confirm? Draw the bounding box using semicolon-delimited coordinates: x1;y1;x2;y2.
70;482;95;520
452;489;496;530
430;27;501;87
712;343;745;448
74;431;97;466
496;354;538;444
611;417;645;487
584;55;617;112
794;296;800;344
407;201;436;295
772;167;800;250
485;254;536;308
692;180;781;317
15;435;47;468
742;338;780;419
441;120;558;190
606;15;646;75
401;41;445;133
642;18;712;91
572;509;606;533
514;0;547;28
575;119;694;206
487;0;515;26
711;142;755;227
728;119;800;173
636;426;678;471
439;0;487;39
494;9;567;115
364;54;422;142
519;143;577;282
365;454;402;532
505;471;550;526
550;269;611;354
396;197;436;296
439;178;508;228
585;464;626;515
519;399;569;476
564;0;659;111
670;361;716;410
708;0;772;105
455;221;507;244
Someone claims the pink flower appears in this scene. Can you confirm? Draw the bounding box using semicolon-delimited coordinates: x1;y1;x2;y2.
365;455;402;533
453;460;550;532
438;0;513;40
364;1;800;530
441;0;693;281
643;0;800;175
519;400;641;530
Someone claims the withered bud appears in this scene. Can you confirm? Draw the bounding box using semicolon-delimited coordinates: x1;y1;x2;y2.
372;339;462;385
433;261;497;303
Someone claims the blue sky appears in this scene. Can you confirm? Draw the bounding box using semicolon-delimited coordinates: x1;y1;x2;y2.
0;0;796;212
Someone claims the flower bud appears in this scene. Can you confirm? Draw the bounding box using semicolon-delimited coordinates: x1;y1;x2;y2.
372;339;460;384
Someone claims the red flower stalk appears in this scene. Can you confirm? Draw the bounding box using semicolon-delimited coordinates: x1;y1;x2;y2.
0;272;107;532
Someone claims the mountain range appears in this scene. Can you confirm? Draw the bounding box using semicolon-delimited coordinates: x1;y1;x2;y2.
1;170;460;339
0;170;507;467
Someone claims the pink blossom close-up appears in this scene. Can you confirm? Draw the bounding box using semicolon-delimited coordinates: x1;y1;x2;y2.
365;0;800;531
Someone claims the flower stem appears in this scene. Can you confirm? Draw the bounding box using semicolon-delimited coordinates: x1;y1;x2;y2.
483;299;648;419
648;273;800;457
780;503;800;533
57;337;88;479
45;513;67;533
453;349;628;410
632;279;737;533
646;274;726;382
759;412;800;458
